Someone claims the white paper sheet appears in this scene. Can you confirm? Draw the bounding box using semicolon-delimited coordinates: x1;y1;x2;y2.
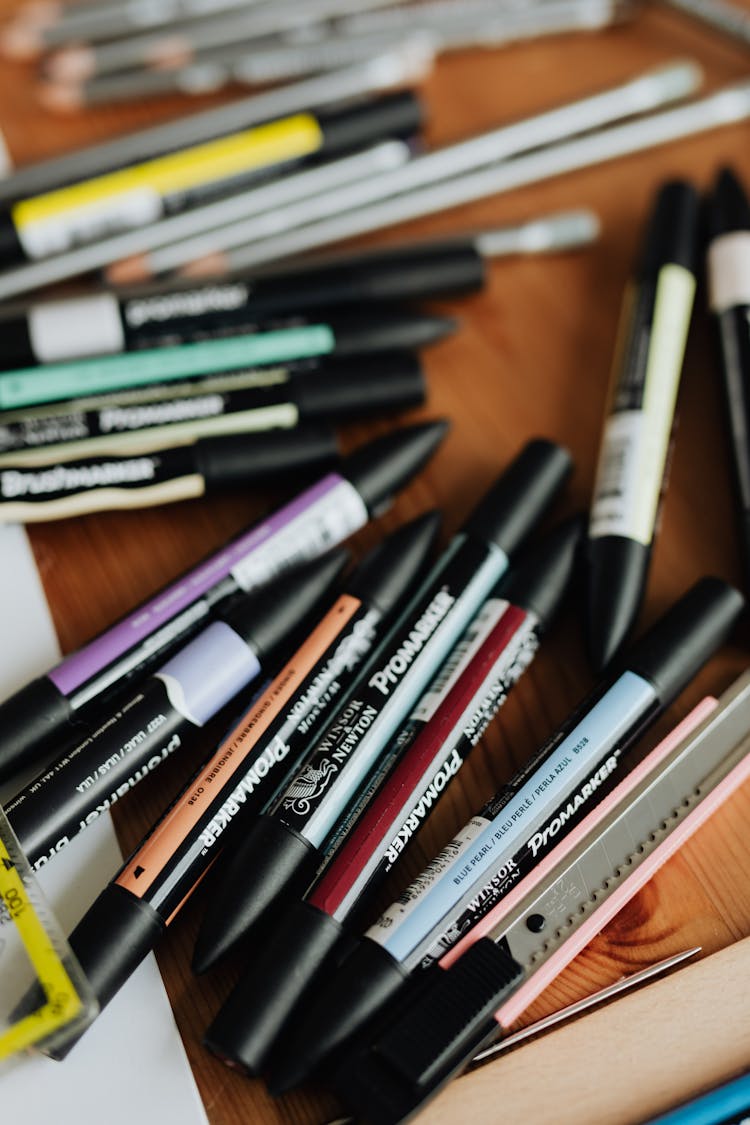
0;523;209;1125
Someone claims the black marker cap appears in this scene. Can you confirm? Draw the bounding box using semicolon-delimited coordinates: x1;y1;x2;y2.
708;166;750;239
499;514;584;630
193;813;319;971
331;939;523;1125
462;439;572;556
328;307;457;355
343;420;449;514
638;179;700;279
196;423;339;489
221;548;350;666
318;90;423;152
624;577;744;703
47;884;165;1060
296;352;426;421
204;899;344;1076
347;509;442;617
268;935;408;1094
0;676;76;786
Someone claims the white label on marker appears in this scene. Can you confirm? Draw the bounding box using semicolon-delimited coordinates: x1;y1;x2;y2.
16;188;164;260
708;232;750;313
28;293;125;363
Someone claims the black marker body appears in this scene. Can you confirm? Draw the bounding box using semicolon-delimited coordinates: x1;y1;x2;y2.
708;167;750;592
0;421;447;786
0;246;483;367
587;180;699;670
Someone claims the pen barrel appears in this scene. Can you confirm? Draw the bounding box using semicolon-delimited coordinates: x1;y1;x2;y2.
195;424;339;490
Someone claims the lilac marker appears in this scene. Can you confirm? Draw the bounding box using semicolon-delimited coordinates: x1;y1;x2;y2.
0;421;447;785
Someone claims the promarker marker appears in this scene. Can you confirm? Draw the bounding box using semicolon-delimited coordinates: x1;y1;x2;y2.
0;351;426;465
6;548;350;869
330;658;750;1125
0;422;342;524
0;218;579;367
707;167;750;591
0;90;422;265
0;420;447;786
47;510;442;1057
587;179;700;670
195;440;572;950
0;307;454;413
201;517;581;1074
275;577;742;1089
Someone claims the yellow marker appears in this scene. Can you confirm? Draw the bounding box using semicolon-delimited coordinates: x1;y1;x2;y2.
0;809;95;1061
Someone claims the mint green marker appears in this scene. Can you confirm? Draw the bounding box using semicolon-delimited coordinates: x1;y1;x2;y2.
0;309;453;410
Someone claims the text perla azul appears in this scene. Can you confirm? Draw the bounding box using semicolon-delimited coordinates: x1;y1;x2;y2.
368;589;456;696
527;752;620;858
2;458;157;498
198;738;290;850
124;284;249;327
385;749;464;865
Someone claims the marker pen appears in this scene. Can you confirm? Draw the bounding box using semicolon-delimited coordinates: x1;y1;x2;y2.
0;423;342;524
329;660;750;1125
201;517;581;1074
587;179;700;670
0;233;493;366
49;510;443;1055
0;351;426;465
0;420;447;785
274;577;742;1090
5;548;350;869
193;439;572;953
0;90;422;265
0;307;454;412
707;166;750;591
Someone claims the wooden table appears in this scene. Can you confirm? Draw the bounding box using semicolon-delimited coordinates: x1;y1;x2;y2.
1;3;750;1122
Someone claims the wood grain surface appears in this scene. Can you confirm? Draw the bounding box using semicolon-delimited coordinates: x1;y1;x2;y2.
1;3;749;1123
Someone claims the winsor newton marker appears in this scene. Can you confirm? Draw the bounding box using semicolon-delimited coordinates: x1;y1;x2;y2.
0;420;447;786
48;510;442;1056
0;351;426;465
586;180;700;671
274;577;742;1090
0;422;343;524
707;167;750;591
0;308;454;413
0;218;581;366
200;517;581;1075
0;90;422;266
193;440;572;952
329;664;750;1125
7;549;350;869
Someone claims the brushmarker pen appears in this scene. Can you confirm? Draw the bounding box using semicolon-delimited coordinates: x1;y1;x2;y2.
201;517;581;1074
0;423;341;524
0;351;426;465
0;420;447;785
330;659;750;1125
587;180;700;670
0;307;453;413
194;440;572;951
5;549;349;869
275;578;742;1089
49;511;442;1055
0;90;422;265
707;166;750;591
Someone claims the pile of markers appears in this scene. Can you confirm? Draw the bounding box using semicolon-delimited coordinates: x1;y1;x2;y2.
0;0;627;110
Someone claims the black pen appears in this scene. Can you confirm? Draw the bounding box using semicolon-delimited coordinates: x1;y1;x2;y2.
707;166;750;591
586;180;700;670
0;420;447;785
0;351;426;464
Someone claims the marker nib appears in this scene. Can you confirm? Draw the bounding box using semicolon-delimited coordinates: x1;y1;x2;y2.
586;537;650;672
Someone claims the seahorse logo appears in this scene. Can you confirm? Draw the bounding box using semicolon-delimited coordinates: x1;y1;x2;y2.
282;758;338;816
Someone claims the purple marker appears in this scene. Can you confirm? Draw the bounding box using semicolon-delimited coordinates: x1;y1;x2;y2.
0;421;447;785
